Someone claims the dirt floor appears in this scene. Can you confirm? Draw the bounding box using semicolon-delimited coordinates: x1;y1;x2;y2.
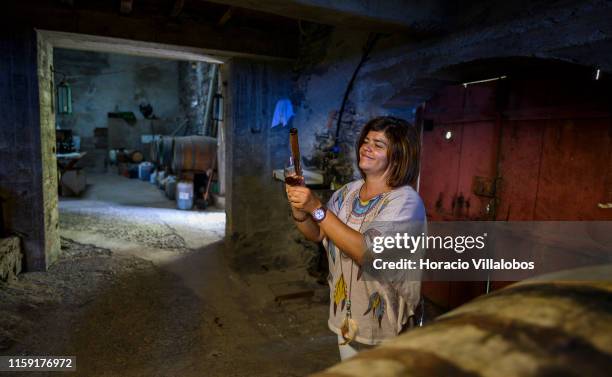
0;173;338;377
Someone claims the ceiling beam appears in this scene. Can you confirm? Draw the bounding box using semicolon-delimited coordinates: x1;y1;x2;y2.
41;30;225;64
7;3;298;60
198;0;447;33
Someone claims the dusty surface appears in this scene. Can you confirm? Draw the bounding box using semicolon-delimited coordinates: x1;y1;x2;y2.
0;173;338;376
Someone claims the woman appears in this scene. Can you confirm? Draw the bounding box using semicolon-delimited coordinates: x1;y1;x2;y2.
286;116;426;360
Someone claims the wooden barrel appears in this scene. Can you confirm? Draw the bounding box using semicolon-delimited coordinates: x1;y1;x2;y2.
130;150;143;163
311;265;612;377
172;136;217;173
159;136;175;170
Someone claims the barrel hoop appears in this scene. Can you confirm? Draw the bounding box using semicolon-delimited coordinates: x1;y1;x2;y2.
477;283;612;316
434;314;612;374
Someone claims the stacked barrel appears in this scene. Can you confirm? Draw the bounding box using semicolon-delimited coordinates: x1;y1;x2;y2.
310;270;612;377
147;135;217;210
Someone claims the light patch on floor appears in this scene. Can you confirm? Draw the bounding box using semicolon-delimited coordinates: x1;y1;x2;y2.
60;173;225;262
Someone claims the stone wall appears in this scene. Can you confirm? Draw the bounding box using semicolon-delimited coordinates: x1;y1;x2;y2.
0;236;22;281
54;49;182;170
290;1;612;187
54;49;181;139
291;28;415;186
223;0;612;271
358;0;612;110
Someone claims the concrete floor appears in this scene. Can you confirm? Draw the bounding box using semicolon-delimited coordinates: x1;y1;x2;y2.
1;173;338;376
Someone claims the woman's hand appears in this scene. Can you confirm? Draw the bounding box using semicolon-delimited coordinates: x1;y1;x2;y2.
287;186;322;214
286;183;325;243
285;175;305;216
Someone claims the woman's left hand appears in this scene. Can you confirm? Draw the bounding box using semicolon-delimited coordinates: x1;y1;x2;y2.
286;186;322;214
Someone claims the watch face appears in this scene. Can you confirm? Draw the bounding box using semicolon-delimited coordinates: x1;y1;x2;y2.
313;208;326;221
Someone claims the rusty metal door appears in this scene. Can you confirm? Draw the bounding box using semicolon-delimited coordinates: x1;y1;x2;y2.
419;83;500;308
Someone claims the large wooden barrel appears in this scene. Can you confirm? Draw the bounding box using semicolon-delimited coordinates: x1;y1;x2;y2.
159;136;175;170
172;136;217;173
311;265;612;377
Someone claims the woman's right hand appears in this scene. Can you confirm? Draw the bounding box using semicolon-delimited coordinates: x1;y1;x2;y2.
284;173;305;199
286;182;306;215
285;177;312;222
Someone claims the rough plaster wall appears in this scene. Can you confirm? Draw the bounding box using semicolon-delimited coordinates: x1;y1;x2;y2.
358;0;612;109
0;27;47;271
37;32;60;267
223;59;319;270
291;1;612;186
292;29;415;184
292;29;367;166
54;49;181;140
225;58;293;236
0;236;22;281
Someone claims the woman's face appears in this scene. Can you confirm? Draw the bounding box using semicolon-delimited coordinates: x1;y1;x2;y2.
358;130;390;177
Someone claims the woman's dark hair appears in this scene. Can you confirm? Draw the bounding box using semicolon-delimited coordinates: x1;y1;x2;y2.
356;116;421;188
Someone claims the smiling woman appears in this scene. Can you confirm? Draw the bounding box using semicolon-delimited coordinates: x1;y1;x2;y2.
356;117;421;189
286;116;427;360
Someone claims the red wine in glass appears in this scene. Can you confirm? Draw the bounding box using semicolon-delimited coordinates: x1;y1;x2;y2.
285;175;304;186
284;157;304;186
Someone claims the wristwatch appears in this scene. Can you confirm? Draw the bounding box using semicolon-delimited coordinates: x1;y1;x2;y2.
311;206;327;223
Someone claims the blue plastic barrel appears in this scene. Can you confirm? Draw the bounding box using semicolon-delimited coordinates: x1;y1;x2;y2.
139;162;154;181
176;181;194;210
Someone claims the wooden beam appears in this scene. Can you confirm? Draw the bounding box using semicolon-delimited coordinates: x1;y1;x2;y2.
198;0;440;33
41;30;225;63
9;3;298;60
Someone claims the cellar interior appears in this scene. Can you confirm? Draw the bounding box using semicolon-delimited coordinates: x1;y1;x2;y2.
1;1;611;376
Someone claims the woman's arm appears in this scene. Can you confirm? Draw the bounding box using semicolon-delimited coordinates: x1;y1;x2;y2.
287;185;367;265
286;183;324;242
317;211;367;265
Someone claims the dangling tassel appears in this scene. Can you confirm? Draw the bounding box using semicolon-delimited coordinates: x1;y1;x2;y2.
339;317;358;345
339;299;358;345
